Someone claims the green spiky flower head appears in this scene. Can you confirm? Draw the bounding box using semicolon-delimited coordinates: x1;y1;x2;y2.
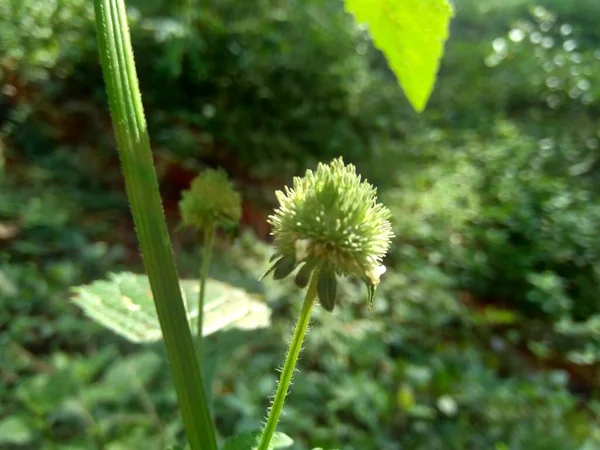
264;157;393;312
179;168;242;232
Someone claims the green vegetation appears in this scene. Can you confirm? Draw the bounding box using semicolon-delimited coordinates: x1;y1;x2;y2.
1;0;600;449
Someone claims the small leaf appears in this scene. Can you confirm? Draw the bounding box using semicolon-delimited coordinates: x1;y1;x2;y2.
317;268;337;312
272;256;297;280
364;279;376;309
397;383;416;410
344;0;453;112
222;431;293;450
269;433;294;449
407;404;437;419
100;351;162;398
0;416;33;445
259;256;283;281
71;272;271;343
294;261;315;288
16;369;79;415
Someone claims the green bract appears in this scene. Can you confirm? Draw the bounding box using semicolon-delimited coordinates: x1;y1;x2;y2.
179;169;242;231
265;158;393;311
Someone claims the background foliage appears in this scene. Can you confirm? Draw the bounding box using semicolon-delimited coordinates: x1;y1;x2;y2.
1;0;600;449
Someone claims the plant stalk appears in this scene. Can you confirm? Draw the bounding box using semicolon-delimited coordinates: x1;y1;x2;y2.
257;268;321;450
197;223;215;360
92;1;217;449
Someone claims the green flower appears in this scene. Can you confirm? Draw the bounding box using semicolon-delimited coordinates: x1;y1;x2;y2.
263;157;393;311
179;168;242;231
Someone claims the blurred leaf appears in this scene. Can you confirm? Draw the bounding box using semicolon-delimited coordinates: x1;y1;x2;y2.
397;384;415;409
407;404;437;419
222;431;293;450
71;272;271;343
472;307;520;325
345;0;453;111
99;351;162;398
0;416;33;445
17;370;79;415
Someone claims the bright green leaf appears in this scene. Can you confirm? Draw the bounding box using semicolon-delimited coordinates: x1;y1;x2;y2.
71;272;271;343
345;0;453;112
268;432;294;449
222;431;293;450
397;383;416;410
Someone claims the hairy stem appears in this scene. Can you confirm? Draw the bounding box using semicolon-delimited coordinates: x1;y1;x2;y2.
257;268;321;450
92;1;217;449
197;223;215;361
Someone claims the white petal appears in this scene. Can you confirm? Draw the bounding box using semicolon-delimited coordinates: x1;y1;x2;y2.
295;238;311;262
366;264;386;285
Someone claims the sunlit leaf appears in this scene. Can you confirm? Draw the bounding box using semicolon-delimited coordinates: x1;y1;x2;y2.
71;272;271;343
345;0;453;112
0;416;33;445
222;431;293;450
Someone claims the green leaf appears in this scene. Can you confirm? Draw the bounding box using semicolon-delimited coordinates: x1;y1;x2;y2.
473;306;520;325
259;256;283;281
407;404;437;419
222;431;293;450
71;272;271;343
317;268;337;312
0;416;33;445
16;369;79;415
272;256;297;280
294;261;315;289
344;0;453;112
100;351;162;398
363;278;376;309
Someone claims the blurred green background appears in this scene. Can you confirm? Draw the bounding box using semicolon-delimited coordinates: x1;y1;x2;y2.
2;0;600;448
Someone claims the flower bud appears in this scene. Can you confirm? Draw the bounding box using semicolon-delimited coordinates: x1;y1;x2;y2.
263;158;393;311
179;168;242;232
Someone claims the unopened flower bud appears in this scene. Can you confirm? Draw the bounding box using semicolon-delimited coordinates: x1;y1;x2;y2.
179;168;242;232
262;157;393;311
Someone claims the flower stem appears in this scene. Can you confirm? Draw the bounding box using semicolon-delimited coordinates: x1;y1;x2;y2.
92;1;217;449
196;223;215;361
257;267;321;450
